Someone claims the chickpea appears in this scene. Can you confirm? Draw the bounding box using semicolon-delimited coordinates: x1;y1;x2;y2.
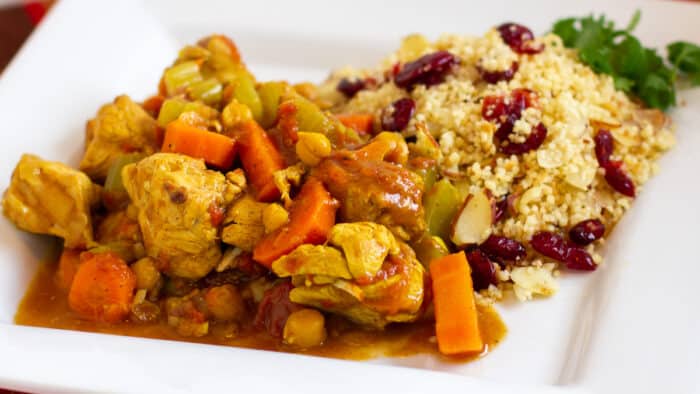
373;132;409;164
205;284;245;322
131;257;161;291
283;308;327;348
295;131;331;166
221;99;253;129
262;203;289;233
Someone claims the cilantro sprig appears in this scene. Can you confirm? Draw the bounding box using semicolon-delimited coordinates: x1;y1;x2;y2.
552;11;700;111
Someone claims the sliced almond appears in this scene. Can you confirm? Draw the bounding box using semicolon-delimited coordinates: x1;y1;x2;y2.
450;188;494;246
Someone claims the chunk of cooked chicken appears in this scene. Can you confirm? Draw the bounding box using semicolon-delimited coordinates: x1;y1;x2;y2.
221;194;267;251
328;222;399;279
93;210;145;263
80;95;159;180
288;243;425;328
270;222;424;329
311;147;425;241
2;154;100;248
272;244;352;279
122;153;236;279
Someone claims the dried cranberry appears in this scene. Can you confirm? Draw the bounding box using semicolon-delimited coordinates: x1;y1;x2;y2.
480;235;526;261
565;248;597;271
478;61;519;84
497;23;544;54
253;281;302;337
394;51;458;90
465;249;498;291
531;231;569;261
594;129;614;167
482;95;507;122
604;161;636;197
499;122;548;155
531;231;598;271
493;196;509;223
381;97;416;131
337;77;366;98
569;219;605;246
483;89;544;154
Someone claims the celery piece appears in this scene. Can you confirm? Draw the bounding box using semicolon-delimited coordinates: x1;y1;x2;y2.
423;178;461;241
187;78;223;106
231;75;263;123
163;60;203;96
158;98;188;127
412;234;450;267
257;81;290;128
104;153;144;193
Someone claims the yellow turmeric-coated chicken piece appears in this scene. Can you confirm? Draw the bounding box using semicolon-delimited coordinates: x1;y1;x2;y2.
80;95;159;181
122;153;236;279
2;154;100;248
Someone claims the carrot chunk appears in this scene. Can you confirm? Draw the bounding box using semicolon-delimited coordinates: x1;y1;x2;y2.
429;251;484;355
236;120;286;202
68;252;136;323
336;113;374;135
162;120;236;169
253;178;338;267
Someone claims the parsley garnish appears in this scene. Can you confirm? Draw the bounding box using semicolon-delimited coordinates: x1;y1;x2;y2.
552;11;700;111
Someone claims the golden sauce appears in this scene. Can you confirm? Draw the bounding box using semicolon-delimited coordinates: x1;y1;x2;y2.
15;261;506;362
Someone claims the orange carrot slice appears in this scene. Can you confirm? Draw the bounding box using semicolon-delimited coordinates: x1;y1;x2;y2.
162;120;236;169
429;251;484;355
253;178;338;267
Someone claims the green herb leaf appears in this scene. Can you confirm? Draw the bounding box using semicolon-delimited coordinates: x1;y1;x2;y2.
550;11;697;111
638;73;676;111
625;9;641;32
668;41;700;73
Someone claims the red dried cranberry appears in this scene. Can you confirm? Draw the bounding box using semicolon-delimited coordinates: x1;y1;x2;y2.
565;247;597;271
499;122;548;155
493;196;509;223
531;231;598;271
480;235;526;261
594;129;614;167
254;281;302;337
604;161;636;197
337;77;366;98
465;249;498;291
394;51;458;90
497;23;544;54
479;61;520;84
569;219;605;246
483;88;541;154
381;97;416;131
531;231;569;261
482;95;507;122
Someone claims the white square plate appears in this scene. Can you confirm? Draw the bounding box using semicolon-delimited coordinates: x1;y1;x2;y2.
0;0;698;392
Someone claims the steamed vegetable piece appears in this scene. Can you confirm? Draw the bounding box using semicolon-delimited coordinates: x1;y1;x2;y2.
424;179;461;241
335;113;374;134
103;153;144;210
279;93;361;146
224;70;263;123
68;252;136;323
257;81;291;128
163;60;203;96
161;120;236;169
235;120;286;202
253;178;339;267
430;251;483;355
